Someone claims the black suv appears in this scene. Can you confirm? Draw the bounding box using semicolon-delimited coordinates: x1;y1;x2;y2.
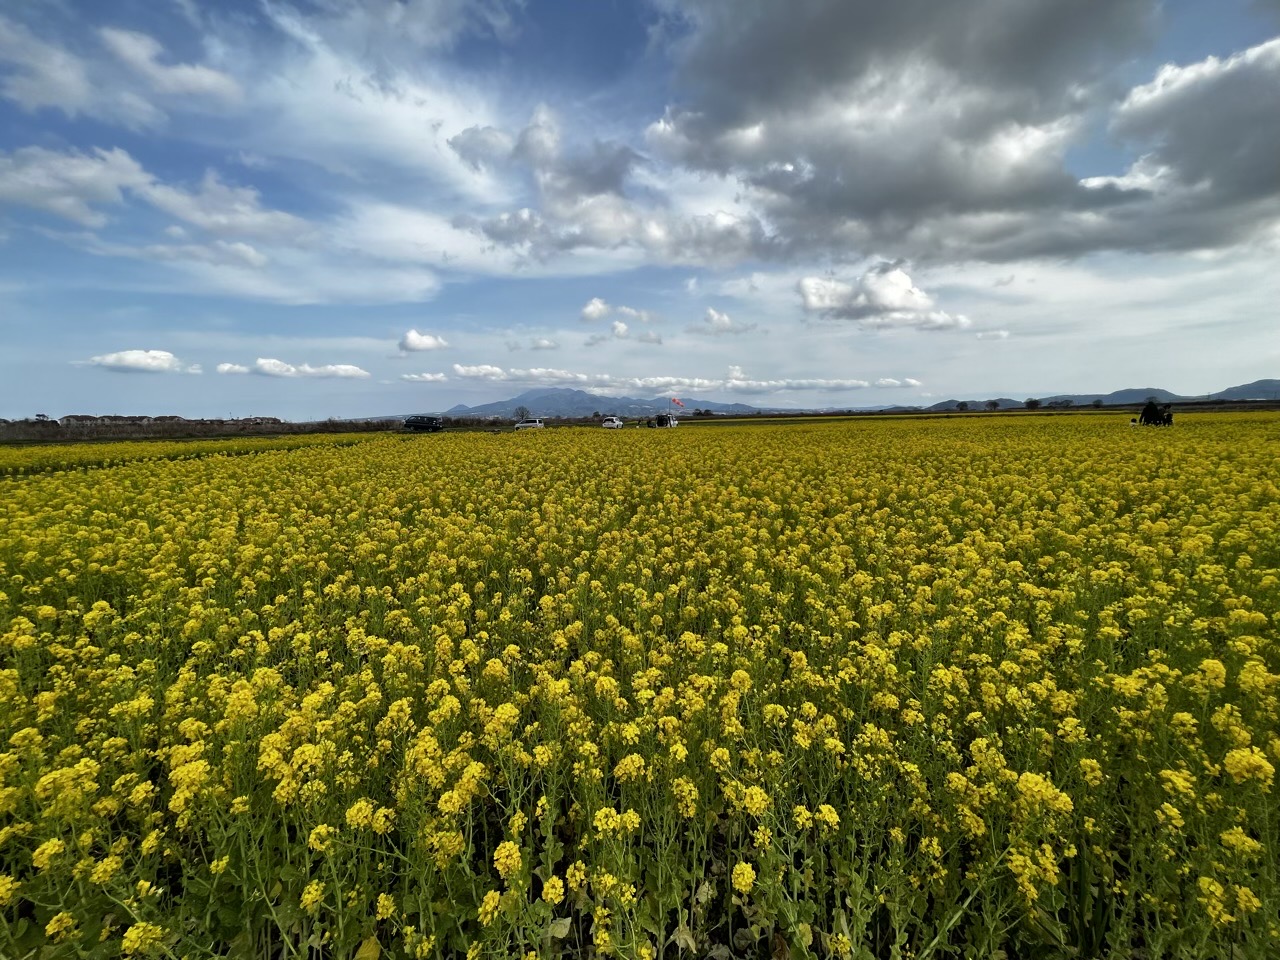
403;415;444;432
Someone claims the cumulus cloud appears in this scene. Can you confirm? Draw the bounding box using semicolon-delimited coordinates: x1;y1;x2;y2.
687;306;757;336
638;0;1164;260
798;263;970;330
452;105;777;265
580;297;654;324
244;358;371;379
216;362;249;374
452;363;509;380
581;297;611;321
399;329;449;352
616;305;653;323
584;317;632;347
1110;38;1280;201
99;28;241;103
81;349;201;373
531;337;558;350
401;371;448;382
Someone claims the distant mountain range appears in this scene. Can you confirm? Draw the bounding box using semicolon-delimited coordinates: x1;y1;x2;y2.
416;380;1280;419
922;380;1280;412
441;388;766;419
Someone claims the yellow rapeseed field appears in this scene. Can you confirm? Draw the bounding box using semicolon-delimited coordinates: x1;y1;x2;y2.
2;414;1277;959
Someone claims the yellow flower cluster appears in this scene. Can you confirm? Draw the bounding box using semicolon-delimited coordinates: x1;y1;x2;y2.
1;414;1277;958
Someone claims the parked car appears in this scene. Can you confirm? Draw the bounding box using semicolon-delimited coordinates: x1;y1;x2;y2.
601;416;624;429
513;418;545;430
403;415;443;432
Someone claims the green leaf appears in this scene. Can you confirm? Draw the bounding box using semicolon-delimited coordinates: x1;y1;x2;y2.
549;918;573;939
796;923;813;948
354;935;382;960
673;925;697;953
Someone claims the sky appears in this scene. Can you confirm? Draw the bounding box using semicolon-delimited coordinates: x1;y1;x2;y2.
2;0;1278;420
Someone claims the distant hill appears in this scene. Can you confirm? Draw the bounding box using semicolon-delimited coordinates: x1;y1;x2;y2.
442;387;765;419
1041;387;1184;406
396;378;1277;420
1210;379;1280;401
929;387;1188;411
926;398;1023;411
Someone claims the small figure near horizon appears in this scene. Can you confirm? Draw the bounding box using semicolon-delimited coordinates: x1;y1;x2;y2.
1137;400;1174;426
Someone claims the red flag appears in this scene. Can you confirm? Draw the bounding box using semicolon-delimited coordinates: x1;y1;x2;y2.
671;397;685;407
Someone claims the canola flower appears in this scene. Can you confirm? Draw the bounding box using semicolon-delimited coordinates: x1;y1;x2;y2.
1;414;1278;958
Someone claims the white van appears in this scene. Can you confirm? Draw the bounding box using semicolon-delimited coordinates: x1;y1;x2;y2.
514;418;545;430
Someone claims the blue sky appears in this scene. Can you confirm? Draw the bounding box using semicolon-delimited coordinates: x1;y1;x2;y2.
2;0;1278;419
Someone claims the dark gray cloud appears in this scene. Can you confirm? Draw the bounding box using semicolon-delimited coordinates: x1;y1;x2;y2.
1109;39;1280;203
657;0;1154;129
642;0;1280;262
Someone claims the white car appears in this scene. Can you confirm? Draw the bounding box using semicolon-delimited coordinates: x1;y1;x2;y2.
513;418;545;430
601;417;624;429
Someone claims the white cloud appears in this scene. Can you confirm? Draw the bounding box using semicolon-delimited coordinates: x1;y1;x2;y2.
531;338;558;350
904;378;923;387
876;378;902;387
400;329;450;352
616;305;653;323
0;15;92;115
584;317;632;347
77;235;270;269
138;171;309;240
798;263;970;330
249;358;371;379
581;297;611;321
580;297;655;326
99;28;241;103
0;146;149;227
81;349;200;373
448;363;874;396
401;372;448;382
452;363;509;380
976;330;1011;340
216;362;249;374
246;5;511;201
687;306;757;336
0;15;160;128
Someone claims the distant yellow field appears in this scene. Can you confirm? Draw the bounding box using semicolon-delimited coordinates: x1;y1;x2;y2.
2;415;1277;958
